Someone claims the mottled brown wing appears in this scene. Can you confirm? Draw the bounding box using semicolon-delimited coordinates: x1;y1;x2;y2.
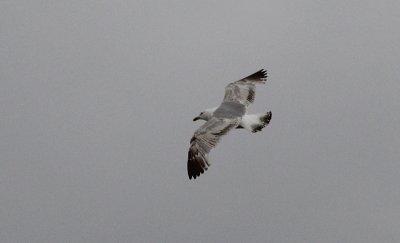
188;117;239;179
223;69;268;107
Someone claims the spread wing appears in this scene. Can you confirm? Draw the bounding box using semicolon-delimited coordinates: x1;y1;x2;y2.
188;117;239;179
223;69;268;107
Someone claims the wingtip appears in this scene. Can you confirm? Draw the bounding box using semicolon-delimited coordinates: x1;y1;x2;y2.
259;69;268;79
187;148;206;180
243;69;268;82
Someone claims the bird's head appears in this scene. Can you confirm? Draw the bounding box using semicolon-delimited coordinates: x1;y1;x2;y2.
193;107;217;122
193;111;207;121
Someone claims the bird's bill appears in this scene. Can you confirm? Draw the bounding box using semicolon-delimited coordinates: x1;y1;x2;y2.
193;116;200;121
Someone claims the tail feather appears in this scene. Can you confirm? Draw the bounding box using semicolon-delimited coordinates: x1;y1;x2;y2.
240;111;271;133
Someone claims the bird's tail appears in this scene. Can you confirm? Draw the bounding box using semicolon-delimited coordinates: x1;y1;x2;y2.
240;111;272;133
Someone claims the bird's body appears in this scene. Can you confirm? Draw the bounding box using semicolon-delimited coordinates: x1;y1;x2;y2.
188;69;272;179
213;101;246;118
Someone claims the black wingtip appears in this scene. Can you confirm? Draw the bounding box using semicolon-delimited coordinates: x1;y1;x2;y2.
187;149;206;180
244;69;268;81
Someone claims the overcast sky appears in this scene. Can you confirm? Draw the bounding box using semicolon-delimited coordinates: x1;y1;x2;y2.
1;1;400;242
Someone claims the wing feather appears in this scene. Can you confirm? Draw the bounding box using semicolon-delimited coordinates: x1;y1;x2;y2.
223;69;268;107
188;118;238;179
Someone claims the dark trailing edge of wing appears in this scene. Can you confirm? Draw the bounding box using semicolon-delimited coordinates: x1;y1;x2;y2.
242;69;268;82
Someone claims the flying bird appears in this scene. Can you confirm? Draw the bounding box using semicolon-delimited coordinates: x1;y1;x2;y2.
188;69;272;179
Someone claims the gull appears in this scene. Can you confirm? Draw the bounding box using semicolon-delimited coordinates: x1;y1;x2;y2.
188;69;272;179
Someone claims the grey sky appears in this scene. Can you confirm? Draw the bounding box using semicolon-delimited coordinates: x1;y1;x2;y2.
1;1;400;242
